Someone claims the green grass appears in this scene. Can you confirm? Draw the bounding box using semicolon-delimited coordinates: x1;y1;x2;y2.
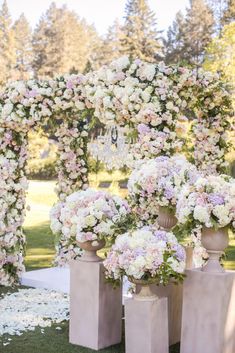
24;221;55;271
0;287;180;353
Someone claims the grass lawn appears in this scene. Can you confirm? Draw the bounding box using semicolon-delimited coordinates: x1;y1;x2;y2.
1;176;235;353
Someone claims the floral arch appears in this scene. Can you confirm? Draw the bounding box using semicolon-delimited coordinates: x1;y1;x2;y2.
0;56;232;286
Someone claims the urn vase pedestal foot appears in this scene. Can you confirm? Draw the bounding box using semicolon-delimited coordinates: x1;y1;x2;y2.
180;269;235;353
69;260;122;350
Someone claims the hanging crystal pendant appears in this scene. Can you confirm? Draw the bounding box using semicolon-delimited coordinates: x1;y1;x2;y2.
88;125;131;170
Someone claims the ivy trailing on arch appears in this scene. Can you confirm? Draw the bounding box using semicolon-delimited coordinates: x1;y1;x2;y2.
0;57;232;285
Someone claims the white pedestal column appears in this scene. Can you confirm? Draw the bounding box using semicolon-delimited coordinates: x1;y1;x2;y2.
125;297;169;353
69;260;122;350
181;269;235;353
152;282;183;346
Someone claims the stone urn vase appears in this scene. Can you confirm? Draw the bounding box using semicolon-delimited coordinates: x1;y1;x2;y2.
77;239;105;262
158;206;177;230
129;278;158;301
201;227;229;273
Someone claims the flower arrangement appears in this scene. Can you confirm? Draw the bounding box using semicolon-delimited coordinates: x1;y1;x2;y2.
176;175;235;231
128;155;200;225
0;57;232;285
88;57;232;172
50;189;131;261
103;227;186;285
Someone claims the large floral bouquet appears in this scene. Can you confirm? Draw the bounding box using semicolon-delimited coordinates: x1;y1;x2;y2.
128;155;200;224
50;189;131;248
176;175;235;230
104;227;186;285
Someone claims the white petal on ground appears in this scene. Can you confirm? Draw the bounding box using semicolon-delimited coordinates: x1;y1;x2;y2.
0;288;69;336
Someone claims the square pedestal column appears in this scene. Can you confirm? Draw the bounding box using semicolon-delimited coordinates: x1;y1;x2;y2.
135;246;193;346
125;297;169;353
152;282;183;346
69;260;122;350
181;269;235;353
137;282;183;345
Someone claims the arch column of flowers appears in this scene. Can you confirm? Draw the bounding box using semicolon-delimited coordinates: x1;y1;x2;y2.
0;57;233;286
0;78;91;285
0;127;28;285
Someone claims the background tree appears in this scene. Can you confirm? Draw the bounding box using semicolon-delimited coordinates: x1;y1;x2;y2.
121;0;163;62
183;0;214;67
13;13;33;80
204;22;235;86
32;3;102;78
0;0;16;85
100;19;123;65
164;11;186;65
206;0;228;33
222;0;235;23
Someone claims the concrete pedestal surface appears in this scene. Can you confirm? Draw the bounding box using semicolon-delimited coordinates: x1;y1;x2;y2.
139;246;194;346
69;260;122;350
125;297;169;353
151;282;183;346
181;269;235;353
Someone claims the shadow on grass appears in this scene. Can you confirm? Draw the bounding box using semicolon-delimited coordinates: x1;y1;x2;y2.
23;221;56;271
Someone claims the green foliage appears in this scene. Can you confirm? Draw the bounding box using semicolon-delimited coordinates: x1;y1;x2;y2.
204;22;235;87
26;132;57;180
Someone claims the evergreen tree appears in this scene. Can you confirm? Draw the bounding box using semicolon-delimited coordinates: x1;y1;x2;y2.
0;0;16;85
121;0;162;62
206;0;227;33
164;11;186;65
183;0;214;67
100;19;123;65
33;3;101;78
222;0;235;23
13;13;33;80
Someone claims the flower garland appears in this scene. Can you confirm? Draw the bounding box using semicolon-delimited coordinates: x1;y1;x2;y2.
0;58;233;285
0;128;28;285
89;57;233;172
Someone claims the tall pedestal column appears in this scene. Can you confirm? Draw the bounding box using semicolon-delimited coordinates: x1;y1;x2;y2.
181;269;235;353
69;260;122;350
151;282;183;346
136;246;194;346
125;296;169;353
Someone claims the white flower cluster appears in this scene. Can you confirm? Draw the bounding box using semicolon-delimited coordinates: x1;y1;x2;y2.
104;227;186;283
128;155;200;224
176;175;235;230
0;288;69;337
50;189;130;265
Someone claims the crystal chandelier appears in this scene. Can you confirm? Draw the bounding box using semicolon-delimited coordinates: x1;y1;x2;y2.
88;125;132;170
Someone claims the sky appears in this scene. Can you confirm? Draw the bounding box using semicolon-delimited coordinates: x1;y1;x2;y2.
3;0;189;36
